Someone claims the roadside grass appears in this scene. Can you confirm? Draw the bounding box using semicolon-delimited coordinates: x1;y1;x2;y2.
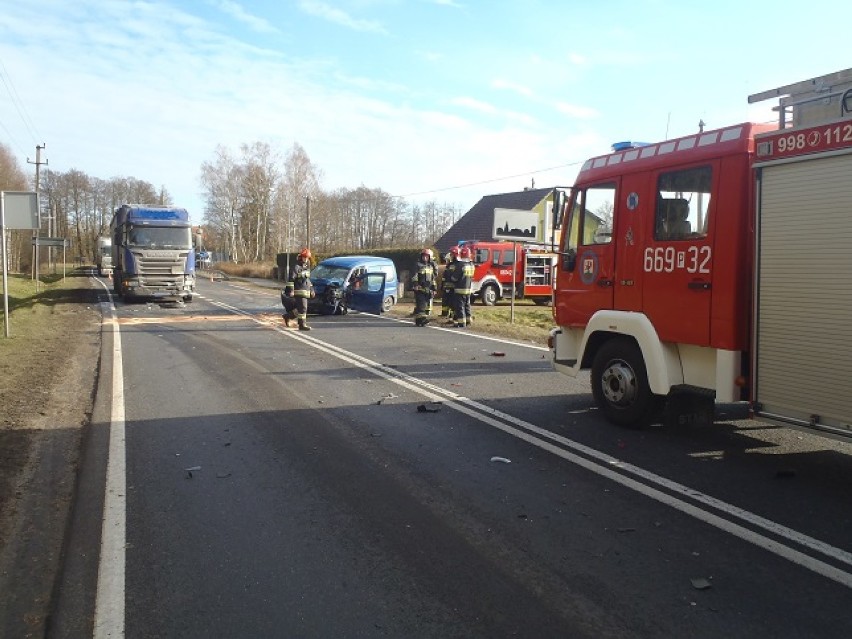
389;297;554;346
214;261;277;279
0;272;78;342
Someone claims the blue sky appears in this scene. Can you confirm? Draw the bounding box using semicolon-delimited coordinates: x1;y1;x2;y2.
0;0;848;222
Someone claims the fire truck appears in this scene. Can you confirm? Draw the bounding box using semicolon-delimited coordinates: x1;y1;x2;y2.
457;240;557;305
548;68;852;441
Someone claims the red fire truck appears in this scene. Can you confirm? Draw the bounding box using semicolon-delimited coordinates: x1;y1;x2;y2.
457;240;557;306
548;69;852;441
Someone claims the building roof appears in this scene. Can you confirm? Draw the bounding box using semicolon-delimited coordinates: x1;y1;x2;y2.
434;187;555;254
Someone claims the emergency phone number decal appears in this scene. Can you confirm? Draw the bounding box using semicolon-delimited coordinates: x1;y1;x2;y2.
756;122;852;159
643;246;711;273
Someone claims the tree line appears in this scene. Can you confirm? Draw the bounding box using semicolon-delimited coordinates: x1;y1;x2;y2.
0;140;463;272
199;141;462;263
0;142;168;272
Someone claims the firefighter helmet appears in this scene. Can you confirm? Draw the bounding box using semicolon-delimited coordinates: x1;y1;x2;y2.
298;247;312;261
449;246;460;256
420;248;433;261
459;246;471;259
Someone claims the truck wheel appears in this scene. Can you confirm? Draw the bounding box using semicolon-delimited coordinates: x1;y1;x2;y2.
382;295;394;313
480;284;498;306
591;337;660;427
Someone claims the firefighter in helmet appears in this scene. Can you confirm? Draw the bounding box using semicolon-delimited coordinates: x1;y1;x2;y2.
411;248;436;327
450;245;475;327
441;246;460;321
282;247;315;331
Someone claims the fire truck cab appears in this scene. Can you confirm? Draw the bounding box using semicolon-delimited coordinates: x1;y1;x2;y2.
549;68;852;440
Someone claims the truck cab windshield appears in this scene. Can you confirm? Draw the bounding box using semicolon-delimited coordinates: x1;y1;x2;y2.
129;226;191;249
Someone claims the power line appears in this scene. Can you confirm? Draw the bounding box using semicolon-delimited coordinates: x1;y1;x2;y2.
393;159;583;199
0;57;43;146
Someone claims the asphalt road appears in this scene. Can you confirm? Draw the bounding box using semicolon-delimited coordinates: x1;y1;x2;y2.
50;276;852;638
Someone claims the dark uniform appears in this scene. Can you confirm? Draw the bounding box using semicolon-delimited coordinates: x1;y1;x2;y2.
450;250;475;327
282;249;315;330
441;249;459;320
412;249;436;327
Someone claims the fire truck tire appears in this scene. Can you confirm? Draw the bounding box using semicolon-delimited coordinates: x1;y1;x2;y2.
480;284;499;306
591;338;661;427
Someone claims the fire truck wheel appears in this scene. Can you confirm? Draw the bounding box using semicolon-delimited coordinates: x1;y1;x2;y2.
480;284;499;306
591;338;660;427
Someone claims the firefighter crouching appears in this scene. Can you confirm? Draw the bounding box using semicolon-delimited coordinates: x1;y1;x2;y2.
282;247;315;331
412;248;436;327
441;246;459;321
450;246;475;327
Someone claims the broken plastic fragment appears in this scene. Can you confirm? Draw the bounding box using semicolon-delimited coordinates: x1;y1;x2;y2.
490;456;511;463
691;578;712;590
417;403;441;413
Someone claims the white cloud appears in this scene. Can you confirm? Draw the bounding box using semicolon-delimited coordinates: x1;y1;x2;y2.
491;79;533;98
450;97;498;114
297;1;387;34
555;102;599;119
212;0;280;34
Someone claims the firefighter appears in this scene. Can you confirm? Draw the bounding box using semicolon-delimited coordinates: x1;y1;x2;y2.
450;245;475;327
411;248;436;327
441;246;459;321
282;247;315;331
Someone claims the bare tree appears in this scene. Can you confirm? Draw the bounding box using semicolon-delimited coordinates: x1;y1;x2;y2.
0;143;31;271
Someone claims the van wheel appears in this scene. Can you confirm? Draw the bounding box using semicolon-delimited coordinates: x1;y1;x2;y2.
382;296;394;313
480;284;498;306
591;338;661;427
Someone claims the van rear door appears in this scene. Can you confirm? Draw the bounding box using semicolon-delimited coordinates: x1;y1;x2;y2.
347;273;386;314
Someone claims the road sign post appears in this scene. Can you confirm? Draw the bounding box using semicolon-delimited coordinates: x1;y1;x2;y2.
1;191;41;338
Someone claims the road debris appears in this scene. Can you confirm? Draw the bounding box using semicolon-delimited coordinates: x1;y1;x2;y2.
417;403;442;413
690;578;712;590
184;465;201;479
491;351;506;357
376;393;398;405
490;456;511;463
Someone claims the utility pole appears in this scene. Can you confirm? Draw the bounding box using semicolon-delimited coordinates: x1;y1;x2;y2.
305;195;311;250
27;144;47;283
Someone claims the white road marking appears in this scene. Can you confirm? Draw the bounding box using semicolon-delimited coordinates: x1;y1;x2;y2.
208;297;852;589
93;285;126;638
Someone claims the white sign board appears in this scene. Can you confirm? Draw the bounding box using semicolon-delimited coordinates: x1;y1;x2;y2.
493;207;542;242
1;191;40;230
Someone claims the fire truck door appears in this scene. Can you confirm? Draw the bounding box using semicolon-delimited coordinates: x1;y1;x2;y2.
555;181;617;326
641;165;715;346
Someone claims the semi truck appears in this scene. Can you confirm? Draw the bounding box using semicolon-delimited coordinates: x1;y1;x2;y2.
109;204;196;302
548;68;852;442
95;236;113;277
456;240;557;306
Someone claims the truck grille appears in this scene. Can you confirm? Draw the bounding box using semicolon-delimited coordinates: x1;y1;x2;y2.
136;253;187;288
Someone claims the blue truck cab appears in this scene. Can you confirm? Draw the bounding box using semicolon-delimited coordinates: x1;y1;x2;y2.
307;255;398;315
109;204;195;302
